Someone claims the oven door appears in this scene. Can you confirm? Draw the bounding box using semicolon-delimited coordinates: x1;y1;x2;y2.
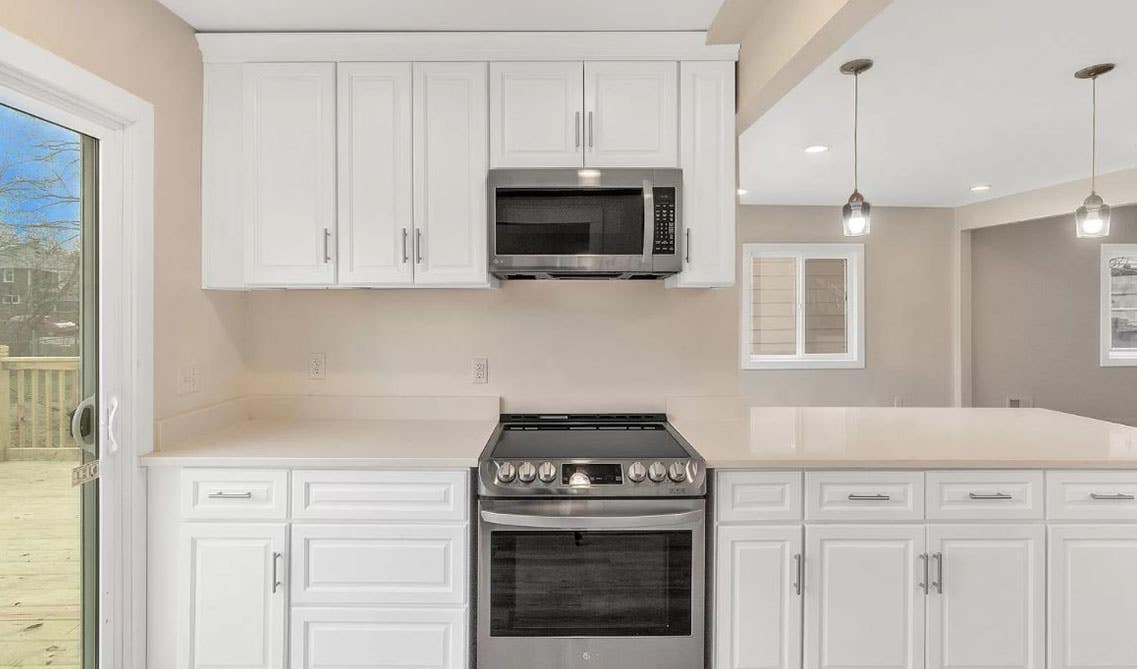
478;498;705;669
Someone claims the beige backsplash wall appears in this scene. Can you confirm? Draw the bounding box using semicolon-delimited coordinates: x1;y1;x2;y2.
243;205;956;411
0;0;246;419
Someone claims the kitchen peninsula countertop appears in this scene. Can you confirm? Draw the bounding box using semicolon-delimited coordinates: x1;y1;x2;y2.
666;400;1137;469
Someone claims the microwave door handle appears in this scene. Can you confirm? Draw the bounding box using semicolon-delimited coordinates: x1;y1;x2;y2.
480;509;703;530
642;180;654;261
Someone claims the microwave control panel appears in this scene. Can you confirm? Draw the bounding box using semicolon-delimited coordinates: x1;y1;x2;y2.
652;188;676;255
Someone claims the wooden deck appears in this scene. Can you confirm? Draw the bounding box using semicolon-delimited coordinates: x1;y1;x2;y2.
0;461;80;668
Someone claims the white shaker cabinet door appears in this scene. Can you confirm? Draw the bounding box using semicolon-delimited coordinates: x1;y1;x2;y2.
667;60;735;288
715;525;803;669
243;63;336;286
583;61;678;168
336;62;414;286
412;62;491;287
490;61;584;168
1049;524;1137;669
178;523;286;669
926;524;1045;669
805;524;926;669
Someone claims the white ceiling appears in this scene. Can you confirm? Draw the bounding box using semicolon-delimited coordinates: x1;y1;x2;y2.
156;0;727;32
739;0;1137;208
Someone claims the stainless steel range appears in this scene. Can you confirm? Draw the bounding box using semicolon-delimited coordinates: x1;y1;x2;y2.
476;413;706;669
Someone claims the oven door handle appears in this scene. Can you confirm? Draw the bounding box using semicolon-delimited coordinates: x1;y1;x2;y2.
480;509;703;530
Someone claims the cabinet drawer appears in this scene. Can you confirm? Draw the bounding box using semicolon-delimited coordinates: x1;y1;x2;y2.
180;468;288;520
926;470;1044;520
290;523;467;605
1047;471;1137;520
716;471;803;522
292;469;468;521
805;471;924;521
290;607;466;669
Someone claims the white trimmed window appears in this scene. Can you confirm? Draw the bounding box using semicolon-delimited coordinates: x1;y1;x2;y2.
1103;244;1137;366
741;243;865;369
2;269;14;283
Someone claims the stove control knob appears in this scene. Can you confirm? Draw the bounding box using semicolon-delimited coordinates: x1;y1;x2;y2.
627;462;647;483
517;462;537;483
496;462;516;483
668;462;688;482
537;462;557;483
648;462;667;483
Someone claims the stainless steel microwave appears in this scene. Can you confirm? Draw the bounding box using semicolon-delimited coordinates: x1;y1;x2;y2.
488;168;682;280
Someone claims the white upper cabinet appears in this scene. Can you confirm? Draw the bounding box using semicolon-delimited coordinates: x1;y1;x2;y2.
412;62;490;287
336;63;414;286
667;60;736;288
583;61;678;168
489;62;584;168
244;63;337;286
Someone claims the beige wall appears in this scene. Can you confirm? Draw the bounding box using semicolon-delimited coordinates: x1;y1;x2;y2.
243;205;955;411
0;0;246;419
971;206;1137;425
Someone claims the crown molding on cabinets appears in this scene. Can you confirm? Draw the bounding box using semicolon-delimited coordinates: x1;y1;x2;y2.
195;31;740;64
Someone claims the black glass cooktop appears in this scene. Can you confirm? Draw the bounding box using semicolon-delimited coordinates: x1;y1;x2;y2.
490;414;690;460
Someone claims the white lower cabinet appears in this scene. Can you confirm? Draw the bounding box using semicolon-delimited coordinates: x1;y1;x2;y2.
290;607;466;669
926;524;1045;669
804;524;926;669
179;523;287;669
715;525;803;669
1048;524;1137;669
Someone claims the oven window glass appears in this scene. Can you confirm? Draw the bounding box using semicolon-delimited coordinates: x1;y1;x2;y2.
490;531;692;637
494;189;645;255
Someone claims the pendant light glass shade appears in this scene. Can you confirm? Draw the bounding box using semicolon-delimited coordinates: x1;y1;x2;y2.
1073;63;1114;238
840;59;873;237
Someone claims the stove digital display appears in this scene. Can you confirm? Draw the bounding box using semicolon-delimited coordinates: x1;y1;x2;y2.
562;463;624;485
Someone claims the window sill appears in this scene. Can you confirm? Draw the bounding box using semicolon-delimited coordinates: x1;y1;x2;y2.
741;357;865;371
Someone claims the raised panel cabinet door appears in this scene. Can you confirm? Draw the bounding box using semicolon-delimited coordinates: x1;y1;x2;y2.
490;61;584;168
669;60;736;288
243;63;336;286
178;523;286;669
715;525;803;669
1049;524;1137;669
291;607;466;669
412;62;490;287
805;524;926;669
926;524;1045;669
337;62;414;286
583;61;678;167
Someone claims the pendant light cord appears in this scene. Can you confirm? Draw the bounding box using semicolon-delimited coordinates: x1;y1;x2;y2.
1091;75;1097;193
853;72;859;192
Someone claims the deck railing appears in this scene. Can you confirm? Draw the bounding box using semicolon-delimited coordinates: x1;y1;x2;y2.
0;346;81;461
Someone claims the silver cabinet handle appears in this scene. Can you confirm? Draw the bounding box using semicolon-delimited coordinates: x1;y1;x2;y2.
575;111;581;148
401;228;409;264
793;553;803;596
1091;492;1136;500
684;229;691;264
969;492;1013;500
207;491;252;499
323;228;332;263
848;493;891;501
918;553;929;595
415;228;423;264
588;110;594;147
271;552;282;594
932;552;943;594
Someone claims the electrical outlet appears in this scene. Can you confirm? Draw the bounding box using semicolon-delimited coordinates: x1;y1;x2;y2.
472;357;489;384
892;396;904;407
308;352;327;380
177;364;201;396
1006;395;1033;408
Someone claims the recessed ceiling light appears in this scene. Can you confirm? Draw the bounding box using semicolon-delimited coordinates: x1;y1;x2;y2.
737;188;749;196
804;145;830;154
970;184;992;192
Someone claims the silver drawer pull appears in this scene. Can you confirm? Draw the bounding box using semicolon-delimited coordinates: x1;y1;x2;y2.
918;553;929;595
793;553;803;596
848;493;891;501
1091;492;1136;501
207;491;253;500
969;492;1013;500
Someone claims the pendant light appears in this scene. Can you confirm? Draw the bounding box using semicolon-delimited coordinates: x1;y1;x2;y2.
840;59;873;236
1074;63;1115;238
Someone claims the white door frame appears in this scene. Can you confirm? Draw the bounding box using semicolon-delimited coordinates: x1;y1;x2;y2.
0;26;154;669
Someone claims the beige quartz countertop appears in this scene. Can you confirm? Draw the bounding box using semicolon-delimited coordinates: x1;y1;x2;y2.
667;403;1137;469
